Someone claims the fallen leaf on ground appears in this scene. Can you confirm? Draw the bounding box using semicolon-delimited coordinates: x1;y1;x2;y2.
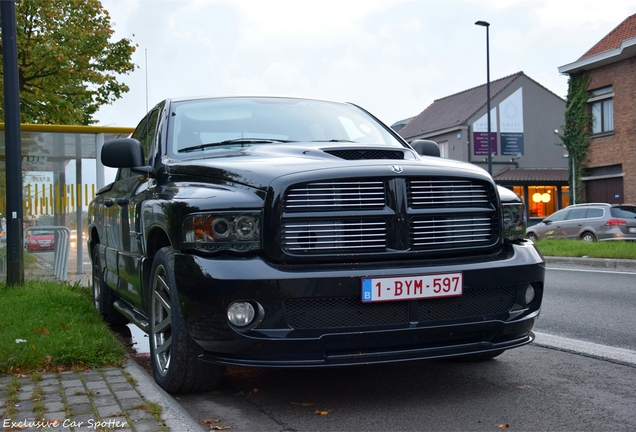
202;419;221;424
253;388;259;393
498;424;510;429
315;410;329;416
209;426;231;430
34;326;50;335
518;385;531;389
291;402;314;407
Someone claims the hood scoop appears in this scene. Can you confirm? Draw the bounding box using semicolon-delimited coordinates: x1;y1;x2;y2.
324;149;405;160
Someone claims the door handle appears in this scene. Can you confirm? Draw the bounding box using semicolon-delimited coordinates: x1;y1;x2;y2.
116;197;129;207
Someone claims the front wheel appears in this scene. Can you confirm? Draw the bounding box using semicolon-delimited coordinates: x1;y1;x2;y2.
148;247;225;393
526;232;538;242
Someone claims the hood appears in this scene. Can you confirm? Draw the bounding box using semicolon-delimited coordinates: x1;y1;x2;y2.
165;142;493;190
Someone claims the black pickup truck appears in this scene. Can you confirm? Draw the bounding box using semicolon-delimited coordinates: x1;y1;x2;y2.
88;96;544;393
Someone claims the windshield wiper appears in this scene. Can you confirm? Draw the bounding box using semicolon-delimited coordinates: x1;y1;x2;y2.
180;138;292;153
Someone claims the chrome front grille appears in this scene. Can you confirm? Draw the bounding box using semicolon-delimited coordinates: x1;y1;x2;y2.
279;177;498;256
284;180;385;211
281;219;386;253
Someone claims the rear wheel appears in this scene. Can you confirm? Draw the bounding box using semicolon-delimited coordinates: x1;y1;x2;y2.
92;245;127;326
149;247;225;393
580;231;596;242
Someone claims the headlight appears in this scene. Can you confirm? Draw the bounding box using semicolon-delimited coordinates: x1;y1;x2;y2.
502;202;526;241
182;212;261;252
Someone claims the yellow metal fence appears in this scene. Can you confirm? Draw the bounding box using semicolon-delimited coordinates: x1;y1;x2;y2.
0;183;96;216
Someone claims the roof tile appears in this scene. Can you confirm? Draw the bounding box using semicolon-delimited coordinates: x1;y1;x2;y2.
580;13;636;59
493;168;568;183
398;72;523;140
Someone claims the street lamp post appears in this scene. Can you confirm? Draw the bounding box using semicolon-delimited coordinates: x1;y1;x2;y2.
475;20;492;175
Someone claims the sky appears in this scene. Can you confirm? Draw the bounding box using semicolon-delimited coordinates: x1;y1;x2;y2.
95;0;636;129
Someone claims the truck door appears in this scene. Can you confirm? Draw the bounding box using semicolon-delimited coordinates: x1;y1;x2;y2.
111;105;162;305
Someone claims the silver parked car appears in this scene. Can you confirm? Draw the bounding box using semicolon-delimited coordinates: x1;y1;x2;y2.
526;203;636;242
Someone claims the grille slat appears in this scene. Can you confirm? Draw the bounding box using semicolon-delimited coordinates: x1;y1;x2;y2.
284;181;385;211
410;180;490;208
282;220;386;253
411;216;494;248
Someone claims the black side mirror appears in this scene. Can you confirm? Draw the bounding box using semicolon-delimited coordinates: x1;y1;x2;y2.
410;139;440;157
102;138;151;172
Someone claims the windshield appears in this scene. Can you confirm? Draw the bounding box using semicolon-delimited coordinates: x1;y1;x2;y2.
168;97;404;155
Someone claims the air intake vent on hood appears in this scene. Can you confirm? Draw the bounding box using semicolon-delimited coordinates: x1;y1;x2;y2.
325;149;405;160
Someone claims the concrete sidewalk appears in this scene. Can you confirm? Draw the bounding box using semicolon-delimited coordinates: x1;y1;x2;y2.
0;358;201;432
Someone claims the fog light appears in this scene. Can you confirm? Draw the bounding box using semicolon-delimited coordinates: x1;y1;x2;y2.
525;285;535;305
227;302;255;327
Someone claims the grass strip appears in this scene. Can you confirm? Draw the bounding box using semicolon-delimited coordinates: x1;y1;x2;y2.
532;239;636;259
0;280;125;375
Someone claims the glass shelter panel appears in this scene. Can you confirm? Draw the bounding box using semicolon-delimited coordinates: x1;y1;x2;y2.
1;125;133;281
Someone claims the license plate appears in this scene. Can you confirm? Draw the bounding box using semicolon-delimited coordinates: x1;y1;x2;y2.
629;228;636;233
362;273;463;302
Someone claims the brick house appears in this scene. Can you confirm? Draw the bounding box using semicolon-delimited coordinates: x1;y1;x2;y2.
395;71;569;222
558;13;636;204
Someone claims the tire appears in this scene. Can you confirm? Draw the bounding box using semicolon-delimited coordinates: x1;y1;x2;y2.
526;232;538;242
580;232;596;242
452;350;505;362
148;247;225;393
92;245;128;326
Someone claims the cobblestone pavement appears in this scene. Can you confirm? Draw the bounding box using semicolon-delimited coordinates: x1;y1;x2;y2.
0;360;201;432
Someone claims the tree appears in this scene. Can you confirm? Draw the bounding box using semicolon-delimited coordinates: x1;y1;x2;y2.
558;73;592;205
0;0;136;125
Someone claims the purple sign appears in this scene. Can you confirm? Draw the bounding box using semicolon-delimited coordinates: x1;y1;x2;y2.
473;132;498;156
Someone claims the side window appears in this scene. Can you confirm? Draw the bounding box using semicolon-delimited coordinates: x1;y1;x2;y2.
566;208;588;220
116;168;132;181
131;107;161;164
546;209;568;222
587;208;604;219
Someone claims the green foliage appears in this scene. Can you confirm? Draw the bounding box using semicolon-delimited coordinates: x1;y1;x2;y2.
0;280;125;374
533;239;636;259
557;73;592;205
0;0;137;125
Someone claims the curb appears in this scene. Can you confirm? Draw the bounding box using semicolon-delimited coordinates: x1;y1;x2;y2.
544;256;636;272
124;357;203;432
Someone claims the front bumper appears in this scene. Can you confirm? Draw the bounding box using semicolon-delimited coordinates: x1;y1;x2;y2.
174;241;544;367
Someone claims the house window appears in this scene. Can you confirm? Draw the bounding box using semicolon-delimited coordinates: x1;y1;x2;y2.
589;86;613;134
438;141;448;158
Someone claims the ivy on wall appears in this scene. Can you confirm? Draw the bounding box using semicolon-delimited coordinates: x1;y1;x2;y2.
559;72;592;205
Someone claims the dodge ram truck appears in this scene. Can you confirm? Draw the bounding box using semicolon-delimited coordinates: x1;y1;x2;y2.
88;96;544;393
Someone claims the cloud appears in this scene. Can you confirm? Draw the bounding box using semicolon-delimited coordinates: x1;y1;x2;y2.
96;0;635;127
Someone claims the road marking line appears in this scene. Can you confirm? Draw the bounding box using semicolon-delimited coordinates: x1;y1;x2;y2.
534;331;636;366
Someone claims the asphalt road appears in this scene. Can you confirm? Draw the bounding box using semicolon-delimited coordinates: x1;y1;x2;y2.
173;266;636;431
535;268;636;351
